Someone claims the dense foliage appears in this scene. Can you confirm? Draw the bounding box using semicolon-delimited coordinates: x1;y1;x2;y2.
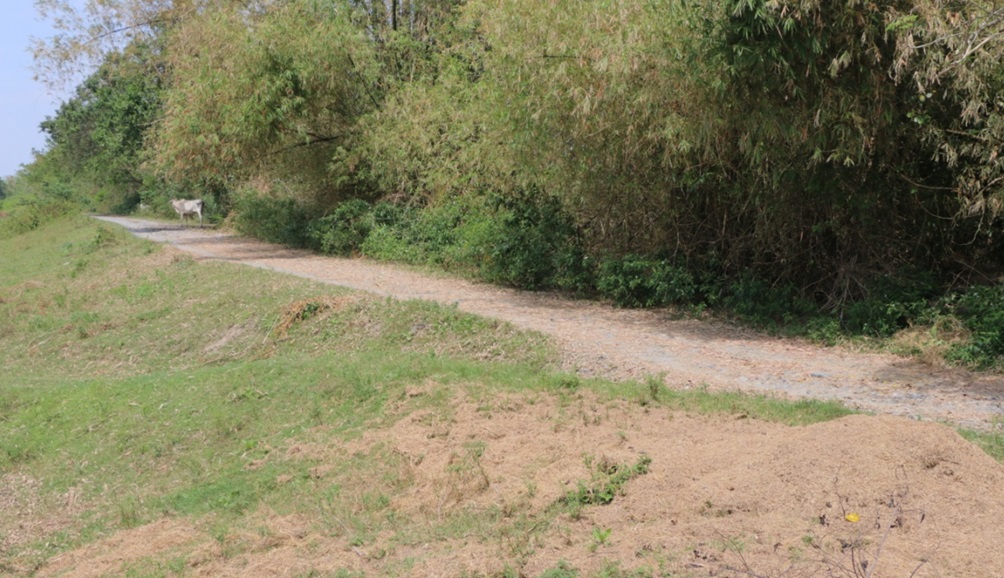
38;41;164;213
17;0;1004;366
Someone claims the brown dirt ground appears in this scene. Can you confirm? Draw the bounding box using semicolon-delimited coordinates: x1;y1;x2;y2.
24;217;1004;577
31;391;1004;577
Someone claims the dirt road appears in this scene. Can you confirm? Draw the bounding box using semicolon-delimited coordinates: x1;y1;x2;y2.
96;216;1004;430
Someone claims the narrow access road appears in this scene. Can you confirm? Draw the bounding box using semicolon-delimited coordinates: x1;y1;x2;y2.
96;216;1004;430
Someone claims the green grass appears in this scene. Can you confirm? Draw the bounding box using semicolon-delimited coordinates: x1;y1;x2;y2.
0;216;995;577
959;425;1004;463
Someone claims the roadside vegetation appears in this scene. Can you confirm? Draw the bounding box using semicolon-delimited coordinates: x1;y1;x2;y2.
10;0;1004;369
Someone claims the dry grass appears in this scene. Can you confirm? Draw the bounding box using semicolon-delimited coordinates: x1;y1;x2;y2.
891;316;972;366
270;295;359;339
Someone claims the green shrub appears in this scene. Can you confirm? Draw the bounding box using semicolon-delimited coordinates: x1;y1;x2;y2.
309;199;374;256
945;284;1004;368
359;200;457;265
232;191;315;247
356;195;485;270
0;197;81;239
838;274;938;337
403;196;471;266
719;274;812;327
369;201;406;228
355;196;472;268
481;188;592;291
360;222;426;263
360;190;591;292
597;255;696;308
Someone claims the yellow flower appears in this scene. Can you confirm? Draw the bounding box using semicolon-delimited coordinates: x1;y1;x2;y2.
845;513;860;523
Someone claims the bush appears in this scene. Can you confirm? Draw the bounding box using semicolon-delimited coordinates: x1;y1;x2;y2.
0;197;81;239
358;198;464;266
481;189;592;291
359;190;592;292
838;274;938;337
232;191;315;247
597;255;696;308
718;274;815;328
308;199;374;256
945;285;1004;368
349;196;474;267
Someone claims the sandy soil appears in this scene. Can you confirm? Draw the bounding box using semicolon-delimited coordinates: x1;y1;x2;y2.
31;392;1004;577
95;216;1004;431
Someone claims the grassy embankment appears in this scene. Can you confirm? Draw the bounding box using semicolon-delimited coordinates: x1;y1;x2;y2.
0;216;999;576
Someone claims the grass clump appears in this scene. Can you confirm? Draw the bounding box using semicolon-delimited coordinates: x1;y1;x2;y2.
958;426;1004;463
560;455;652;509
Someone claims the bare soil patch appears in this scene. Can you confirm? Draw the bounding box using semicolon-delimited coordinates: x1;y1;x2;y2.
32;391;1004;577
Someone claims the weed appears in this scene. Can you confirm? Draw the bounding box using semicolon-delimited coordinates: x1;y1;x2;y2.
117;496;142;529
714;535;746;553
538;560;579;578
560;455;651;509
497;513;549;564
958;424;1004;462
596;561;655;578
645;376;662;403
87;226;121;252
699;499;733;518
556;375;581;391
272;296;354;339
309;199;375;256
590;527;612;551
440;439;492;510
525;481;537;499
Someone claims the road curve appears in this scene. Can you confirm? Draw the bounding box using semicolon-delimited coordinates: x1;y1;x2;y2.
96;216;1004;430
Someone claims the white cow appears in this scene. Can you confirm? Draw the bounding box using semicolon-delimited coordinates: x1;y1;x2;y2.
170;199;204;227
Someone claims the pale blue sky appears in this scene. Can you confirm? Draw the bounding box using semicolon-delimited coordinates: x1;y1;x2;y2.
0;3;66;178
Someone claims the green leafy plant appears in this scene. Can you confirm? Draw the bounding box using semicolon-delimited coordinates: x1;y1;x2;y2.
480;188;592;291
232;190;317;247
945;284;1004;368
538;561;579;578
309;198;374;256
590;527;612;551
560;455;652;508
597;256;696;308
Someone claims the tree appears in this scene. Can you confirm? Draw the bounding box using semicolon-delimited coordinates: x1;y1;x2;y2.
31;0;203;92
150;0;382;203
887;1;1004;221
39;39;163;211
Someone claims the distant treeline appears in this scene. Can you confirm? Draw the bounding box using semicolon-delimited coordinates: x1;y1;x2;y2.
9;0;1004;362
